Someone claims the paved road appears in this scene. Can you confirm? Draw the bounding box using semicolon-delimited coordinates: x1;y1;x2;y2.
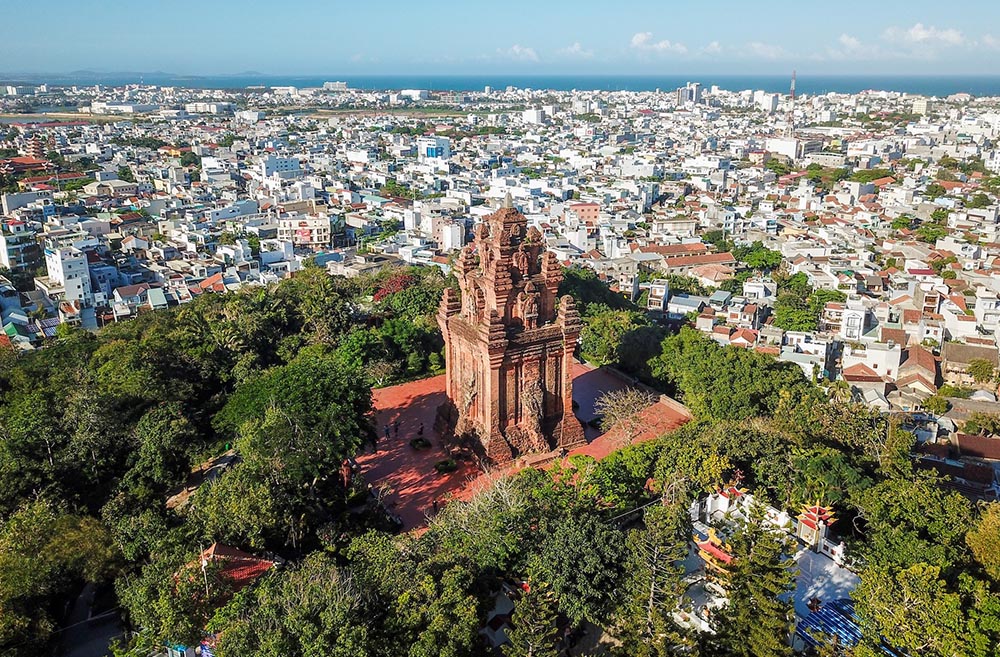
58;583;124;657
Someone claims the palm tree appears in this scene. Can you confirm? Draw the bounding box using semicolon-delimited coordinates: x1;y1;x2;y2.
827;379;854;404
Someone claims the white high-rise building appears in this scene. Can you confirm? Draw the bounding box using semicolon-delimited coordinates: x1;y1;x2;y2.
44;245;93;306
522;108;546;124
676;82;703;105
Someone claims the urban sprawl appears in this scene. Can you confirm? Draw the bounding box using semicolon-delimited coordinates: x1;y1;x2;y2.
2;77;1000;654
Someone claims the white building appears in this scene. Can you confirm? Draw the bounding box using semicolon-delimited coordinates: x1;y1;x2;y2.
260;156;302;180
416;136;451;161
839;297;870;341
235;110;265;123
276;215;331;249
522;108;546;125
43;245;93;306
184;102;234;114
400;89;429;101
207;200;259;222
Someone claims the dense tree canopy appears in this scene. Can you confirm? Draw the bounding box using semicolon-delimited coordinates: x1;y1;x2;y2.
2;261;999;657
650;328;813;420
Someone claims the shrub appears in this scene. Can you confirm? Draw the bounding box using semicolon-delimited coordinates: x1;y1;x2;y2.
434;458;458;474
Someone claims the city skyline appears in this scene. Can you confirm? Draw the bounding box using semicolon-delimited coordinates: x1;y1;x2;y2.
4;0;1000;76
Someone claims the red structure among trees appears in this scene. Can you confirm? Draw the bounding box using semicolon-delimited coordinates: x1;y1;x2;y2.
437;196;585;465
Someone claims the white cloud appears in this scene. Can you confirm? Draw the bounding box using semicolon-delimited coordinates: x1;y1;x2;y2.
838;34;862;51
820;33;880;61
982;34;1000;50
700;41;723;55
497;44;539;62
558;42;594;59
883;23;965;47
745;41;787;60
630;32;688;55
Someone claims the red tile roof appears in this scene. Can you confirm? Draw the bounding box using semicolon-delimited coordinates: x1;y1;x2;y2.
902;345;937;375
198;543;275;590
842;363;883;382
664;252;737;268
20;172;88;183
632;242;709;256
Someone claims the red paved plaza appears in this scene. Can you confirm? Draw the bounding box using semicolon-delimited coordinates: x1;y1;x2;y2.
357;362;690;529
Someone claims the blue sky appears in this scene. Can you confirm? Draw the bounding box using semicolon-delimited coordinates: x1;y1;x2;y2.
3;0;1000;75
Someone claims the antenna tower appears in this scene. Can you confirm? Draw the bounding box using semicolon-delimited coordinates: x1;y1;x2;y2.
786;70;797;137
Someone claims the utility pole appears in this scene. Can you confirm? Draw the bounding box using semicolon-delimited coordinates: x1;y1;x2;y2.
200;545;210;598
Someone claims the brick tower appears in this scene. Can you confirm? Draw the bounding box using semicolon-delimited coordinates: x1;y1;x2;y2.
438;195;585;465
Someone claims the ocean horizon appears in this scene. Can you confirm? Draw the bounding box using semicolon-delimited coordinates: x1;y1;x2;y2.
3;72;1000;97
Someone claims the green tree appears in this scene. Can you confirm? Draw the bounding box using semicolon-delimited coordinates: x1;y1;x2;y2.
0;389;70;514
851;476;972;572
650;328;810;421
273;266;356;345
925;183;947;199
854;564;966;657
617;324;666;381
347;532;480;657
534;512;626;624
733;241;782;271
664;274;709;297
117;549;233;648
617;501;695;656
765;159;791;176
789;446;870;507
216;351;372;450
963;412;1000;435
129;402;202;489
559;266;634;314
653;426;731;495
211;553;374;657
194;460;281;549
580;304;650;367
807;288;847;318
930;207;951;222
915;223;948;243
848;168;893;183
966;358;995;384
924;394;950;415
967;193;992;209
779;272;812;298
0;500;116;654
703;229;734;252
966;502;1000;583
117;165;136;182
503;578;561;657
713;503;796;657
891;215;913;230
772;292;816;331
819;405;914;476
